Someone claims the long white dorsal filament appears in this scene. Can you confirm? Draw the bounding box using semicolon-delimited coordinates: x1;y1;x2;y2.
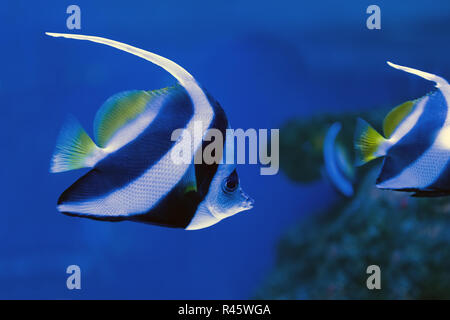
46;32;195;85
44;33;212;129
387;61;449;88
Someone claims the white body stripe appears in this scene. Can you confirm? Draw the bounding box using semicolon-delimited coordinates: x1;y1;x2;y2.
377;96;428;157
377;63;450;189
185;201;220;230
388;97;428;145
84;92;165;167
49;33;214;216
103;92;163;153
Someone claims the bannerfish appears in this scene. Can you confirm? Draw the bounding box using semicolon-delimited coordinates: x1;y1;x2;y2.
47;32;254;229
322;122;355;197
354;61;450;197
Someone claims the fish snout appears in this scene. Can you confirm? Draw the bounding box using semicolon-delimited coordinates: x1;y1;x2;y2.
240;189;254;210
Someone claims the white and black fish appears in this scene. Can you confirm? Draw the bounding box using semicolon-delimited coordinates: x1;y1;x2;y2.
48;33;254;230
354;61;450;197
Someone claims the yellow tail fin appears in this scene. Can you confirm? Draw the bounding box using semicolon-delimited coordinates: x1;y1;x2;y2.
354;118;387;166
50;116;103;173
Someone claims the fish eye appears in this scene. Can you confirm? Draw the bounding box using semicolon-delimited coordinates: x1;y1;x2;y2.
222;170;239;194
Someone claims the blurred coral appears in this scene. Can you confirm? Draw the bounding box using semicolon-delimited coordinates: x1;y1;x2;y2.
258;114;450;299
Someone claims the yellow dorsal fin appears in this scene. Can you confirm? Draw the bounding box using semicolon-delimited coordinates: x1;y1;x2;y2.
382;100;415;138
93;85;182;148
94;90;153;148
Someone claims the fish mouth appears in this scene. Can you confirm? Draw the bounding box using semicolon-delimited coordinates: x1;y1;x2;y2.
240;190;254;210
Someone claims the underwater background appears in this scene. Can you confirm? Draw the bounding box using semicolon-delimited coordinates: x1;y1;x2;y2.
2;0;450;299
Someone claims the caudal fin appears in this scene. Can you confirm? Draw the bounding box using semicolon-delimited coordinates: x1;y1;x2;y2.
50;116;104;173
354;118;387;166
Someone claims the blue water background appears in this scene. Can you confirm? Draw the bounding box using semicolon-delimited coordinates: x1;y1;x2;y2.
1;0;450;298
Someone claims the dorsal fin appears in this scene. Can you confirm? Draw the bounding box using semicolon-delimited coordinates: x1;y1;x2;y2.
45;32;195;86
93;86;179;148
383;100;415;138
387;61;449;88
94;90;151;148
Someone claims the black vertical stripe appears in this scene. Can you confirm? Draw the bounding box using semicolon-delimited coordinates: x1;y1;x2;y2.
131;90;229;228
58;85;194;205
377;90;447;185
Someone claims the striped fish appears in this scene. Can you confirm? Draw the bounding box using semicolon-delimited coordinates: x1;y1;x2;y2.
48;33;254;230
354;61;450;197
